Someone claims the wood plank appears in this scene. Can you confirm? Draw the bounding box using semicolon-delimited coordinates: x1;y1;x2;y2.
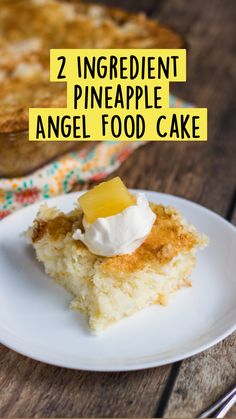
163;333;236;418
0;345;169;418
155;0;236;416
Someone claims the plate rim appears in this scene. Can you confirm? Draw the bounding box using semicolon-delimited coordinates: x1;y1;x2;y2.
0;190;235;371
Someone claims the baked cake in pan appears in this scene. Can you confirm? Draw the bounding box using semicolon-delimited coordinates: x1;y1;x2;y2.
0;0;183;176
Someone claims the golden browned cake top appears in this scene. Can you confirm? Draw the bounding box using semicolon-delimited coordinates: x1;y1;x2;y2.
32;203;199;275
0;0;183;133
31;211;82;243
100;204;198;275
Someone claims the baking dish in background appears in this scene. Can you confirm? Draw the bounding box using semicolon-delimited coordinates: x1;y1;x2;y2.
0;131;85;178
0;0;183;178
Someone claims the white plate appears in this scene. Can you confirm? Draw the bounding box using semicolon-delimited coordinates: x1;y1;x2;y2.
0;191;236;371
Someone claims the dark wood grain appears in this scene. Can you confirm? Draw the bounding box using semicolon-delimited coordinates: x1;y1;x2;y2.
0;0;236;417
163;205;236;418
0;346;170;418
151;1;236;416
163;333;236;418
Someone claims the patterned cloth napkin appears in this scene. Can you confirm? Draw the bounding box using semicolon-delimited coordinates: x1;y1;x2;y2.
0;95;191;219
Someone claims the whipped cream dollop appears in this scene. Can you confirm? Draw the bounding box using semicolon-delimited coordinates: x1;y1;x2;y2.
72;193;156;257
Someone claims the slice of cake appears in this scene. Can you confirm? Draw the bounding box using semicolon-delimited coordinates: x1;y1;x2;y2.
27;177;208;333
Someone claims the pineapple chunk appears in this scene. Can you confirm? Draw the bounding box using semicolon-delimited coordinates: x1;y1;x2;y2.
79;177;135;223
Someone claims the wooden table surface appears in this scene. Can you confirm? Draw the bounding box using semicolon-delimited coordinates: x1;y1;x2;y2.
1;0;236;417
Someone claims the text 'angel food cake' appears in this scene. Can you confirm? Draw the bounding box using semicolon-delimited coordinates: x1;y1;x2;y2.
27;178;208;333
